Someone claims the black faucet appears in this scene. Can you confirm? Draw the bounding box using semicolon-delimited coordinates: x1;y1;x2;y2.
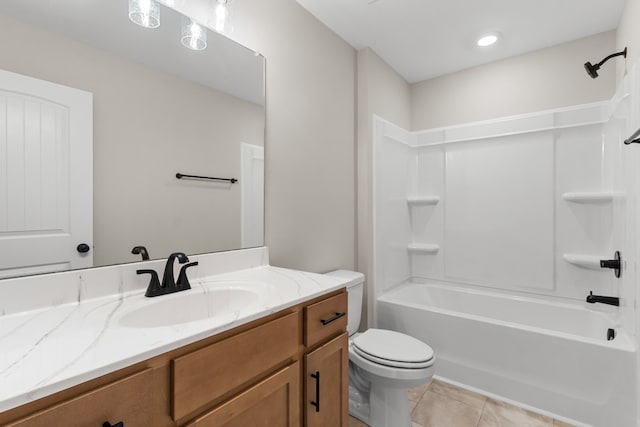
131;245;150;261
161;252;189;289
586;291;620;307
137;252;198;297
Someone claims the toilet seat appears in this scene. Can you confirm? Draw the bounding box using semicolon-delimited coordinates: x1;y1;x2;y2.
352;329;434;369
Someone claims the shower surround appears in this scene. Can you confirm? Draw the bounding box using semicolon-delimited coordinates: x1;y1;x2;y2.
372;65;640;426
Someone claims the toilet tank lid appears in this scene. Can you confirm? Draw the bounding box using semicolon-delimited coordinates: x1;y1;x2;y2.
324;270;365;288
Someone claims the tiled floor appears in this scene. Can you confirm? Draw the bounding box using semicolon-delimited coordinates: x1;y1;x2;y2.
348;379;575;427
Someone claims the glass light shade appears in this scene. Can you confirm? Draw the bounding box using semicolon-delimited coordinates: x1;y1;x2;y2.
129;0;160;29
181;17;208;51
211;0;234;34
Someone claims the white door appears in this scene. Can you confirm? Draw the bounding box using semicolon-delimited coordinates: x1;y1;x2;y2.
241;143;264;247
0;70;93;278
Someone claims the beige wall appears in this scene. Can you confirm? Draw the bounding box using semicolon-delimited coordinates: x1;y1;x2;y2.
411;31;617;130
617;0;640;82
0;14;264;266
357;48;411;327
175;0;357;272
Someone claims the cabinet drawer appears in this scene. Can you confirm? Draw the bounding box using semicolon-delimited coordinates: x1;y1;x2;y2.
304;292;347;347
172;312;299;421
185;362;300;427
6;369;163;427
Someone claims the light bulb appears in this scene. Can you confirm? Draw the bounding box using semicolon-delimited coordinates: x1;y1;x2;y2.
181;17;207;51
211;0;234;34
129;0;160;29
477;34;499;47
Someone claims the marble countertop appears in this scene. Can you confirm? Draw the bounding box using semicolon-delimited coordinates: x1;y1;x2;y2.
0;264;347;412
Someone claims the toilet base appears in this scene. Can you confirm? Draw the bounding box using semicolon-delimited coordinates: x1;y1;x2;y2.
348;382;413;427
369;382;412;427
349;382;370;423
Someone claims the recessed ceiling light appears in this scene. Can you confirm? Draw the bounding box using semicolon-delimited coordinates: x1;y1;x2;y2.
477;33;499;47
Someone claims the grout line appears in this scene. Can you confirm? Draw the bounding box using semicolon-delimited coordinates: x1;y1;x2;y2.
476;398;488;427
429;380;486;410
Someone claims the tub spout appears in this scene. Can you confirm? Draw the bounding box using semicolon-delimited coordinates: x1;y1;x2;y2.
586;291;619;306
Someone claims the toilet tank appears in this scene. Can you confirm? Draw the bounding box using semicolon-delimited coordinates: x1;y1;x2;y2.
324;270;365;336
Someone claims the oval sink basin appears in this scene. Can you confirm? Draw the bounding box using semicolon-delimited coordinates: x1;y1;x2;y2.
120;288;262;328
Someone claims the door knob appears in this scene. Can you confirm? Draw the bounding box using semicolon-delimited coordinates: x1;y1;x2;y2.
77;243;91;253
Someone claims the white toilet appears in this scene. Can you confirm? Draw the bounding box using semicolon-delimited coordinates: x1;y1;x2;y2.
325;270;435;427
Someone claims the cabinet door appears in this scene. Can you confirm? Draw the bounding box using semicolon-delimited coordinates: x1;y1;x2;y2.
304;332;348;427
5;369;170;427
185;362;300;427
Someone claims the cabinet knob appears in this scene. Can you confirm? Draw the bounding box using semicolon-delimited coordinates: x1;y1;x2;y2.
77;243;91;253
103;422;123;427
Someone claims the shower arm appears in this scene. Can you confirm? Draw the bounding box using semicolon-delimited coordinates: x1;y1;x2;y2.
595;49;627;68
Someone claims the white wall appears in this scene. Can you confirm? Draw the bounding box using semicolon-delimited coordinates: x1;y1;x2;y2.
616;2;640;425
617;0;640;82
411;31;617;130
171;0;357;273
0;14;264;267
357;48;411;327
374;103;625;303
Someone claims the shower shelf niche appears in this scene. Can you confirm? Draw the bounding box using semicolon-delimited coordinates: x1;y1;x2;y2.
563;254;608;270
407;196;440;206
561;192;620;204
408;244;440;254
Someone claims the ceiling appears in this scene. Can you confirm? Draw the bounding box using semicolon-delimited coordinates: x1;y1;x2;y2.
0;0;264;105
296;0;626;83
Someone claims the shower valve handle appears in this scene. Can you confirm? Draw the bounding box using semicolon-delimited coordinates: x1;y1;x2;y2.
599;251;621;278
600;259;619;269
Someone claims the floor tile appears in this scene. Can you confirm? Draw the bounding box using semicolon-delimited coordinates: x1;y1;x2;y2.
478;398;553;427
553;420;575;427
428;379;486;409
349;415;369;427
408;379;432;403
412;390;482;427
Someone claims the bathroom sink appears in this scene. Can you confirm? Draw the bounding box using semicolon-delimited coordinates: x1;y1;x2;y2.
119;287;263;328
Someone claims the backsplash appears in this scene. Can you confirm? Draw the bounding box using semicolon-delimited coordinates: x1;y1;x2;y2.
0;247;269;316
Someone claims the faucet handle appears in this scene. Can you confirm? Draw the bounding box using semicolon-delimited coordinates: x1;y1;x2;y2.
176;262;198;291
137;269;163;297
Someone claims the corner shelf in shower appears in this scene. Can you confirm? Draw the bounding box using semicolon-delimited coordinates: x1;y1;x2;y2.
407;196;440;206
408;244;440;254
563;254;607;270
561;192;620;204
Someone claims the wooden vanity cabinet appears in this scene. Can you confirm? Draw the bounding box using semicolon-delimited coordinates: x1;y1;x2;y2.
171;312;300;423
303;292;349;427
3;369;169;427
184;362;300;427
0;289;348;427
304;333;349;427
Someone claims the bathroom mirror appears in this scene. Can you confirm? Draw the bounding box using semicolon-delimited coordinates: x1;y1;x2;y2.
0;0;265;278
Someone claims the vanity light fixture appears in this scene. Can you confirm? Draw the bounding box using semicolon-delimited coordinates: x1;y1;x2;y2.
477;33;499;47
211;0;234;35
129;0;161;29
181;17;208;50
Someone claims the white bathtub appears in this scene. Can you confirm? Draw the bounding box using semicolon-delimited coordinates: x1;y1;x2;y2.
377;281;636;427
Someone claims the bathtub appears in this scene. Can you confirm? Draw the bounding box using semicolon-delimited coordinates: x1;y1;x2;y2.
377;281;636;427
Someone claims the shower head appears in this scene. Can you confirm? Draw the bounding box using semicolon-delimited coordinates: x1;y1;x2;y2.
584;61;600;79
584;47;627;79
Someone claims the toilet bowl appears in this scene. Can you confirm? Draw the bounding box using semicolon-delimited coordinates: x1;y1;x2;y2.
324;270;435;427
